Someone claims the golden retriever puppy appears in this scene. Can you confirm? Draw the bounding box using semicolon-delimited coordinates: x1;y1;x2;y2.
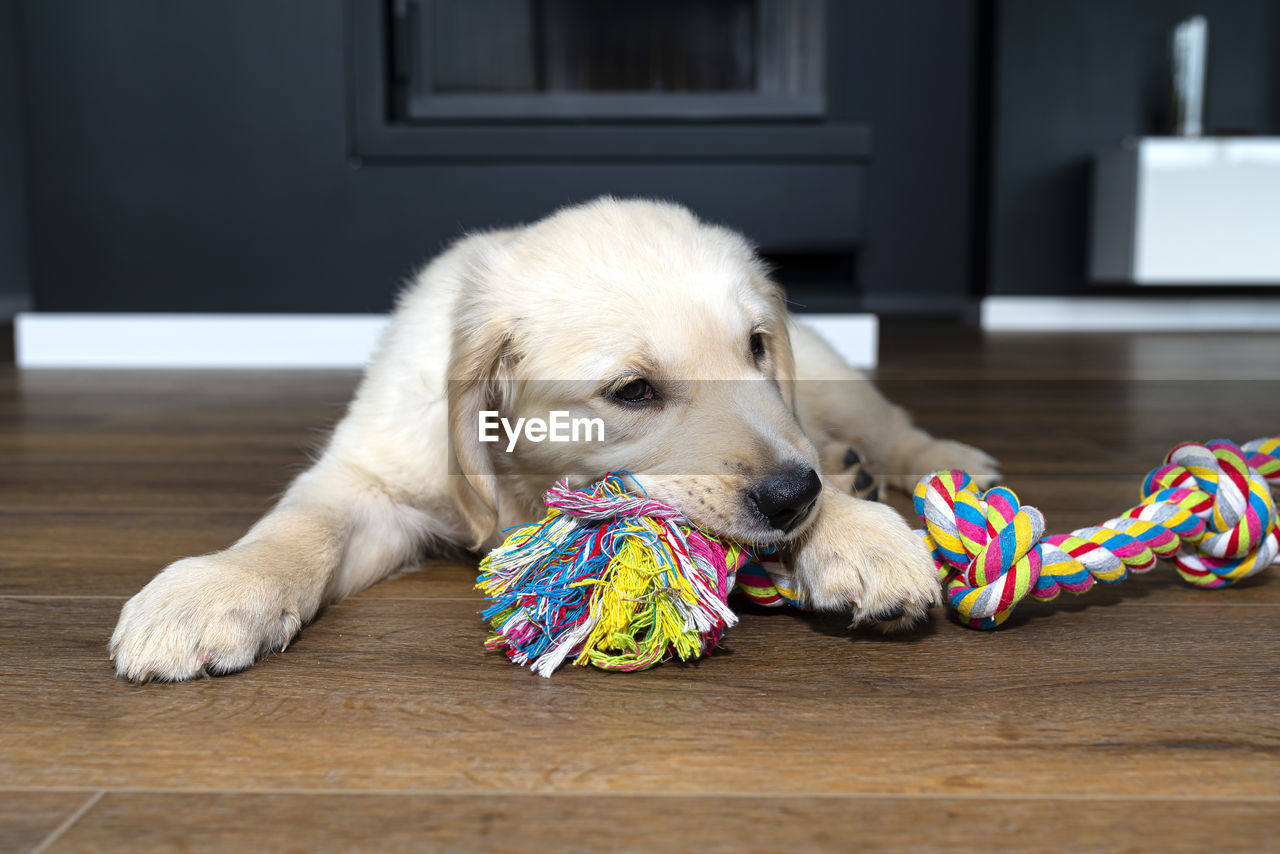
110;198;998;681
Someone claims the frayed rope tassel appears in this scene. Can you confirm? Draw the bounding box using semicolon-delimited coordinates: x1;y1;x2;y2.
477;474;755;677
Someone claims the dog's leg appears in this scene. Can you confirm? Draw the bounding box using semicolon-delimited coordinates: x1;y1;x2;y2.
789;319;1000;492
787;483;940;630
109;459;437;682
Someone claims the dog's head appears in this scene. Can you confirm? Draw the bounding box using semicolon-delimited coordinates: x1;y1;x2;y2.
448;198;821;548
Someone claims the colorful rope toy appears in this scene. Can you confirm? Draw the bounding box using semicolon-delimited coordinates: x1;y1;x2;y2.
477;475;762;677
478;438;1279;675
916;437;1280;628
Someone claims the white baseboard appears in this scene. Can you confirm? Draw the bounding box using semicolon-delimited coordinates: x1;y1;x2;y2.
795;313;878;369
16;313;390;368
981;296;1280;331
15;312;879;369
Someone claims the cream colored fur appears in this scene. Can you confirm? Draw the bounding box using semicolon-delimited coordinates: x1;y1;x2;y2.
110;198;999;681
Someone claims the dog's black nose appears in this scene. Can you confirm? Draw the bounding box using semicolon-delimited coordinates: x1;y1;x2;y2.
749;465;822;533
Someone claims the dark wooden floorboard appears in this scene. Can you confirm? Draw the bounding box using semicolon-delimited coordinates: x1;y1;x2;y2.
1;327;1277;851
4;549;1277;605
47;792;1280;854
2;597;1276;796
0;792;94;854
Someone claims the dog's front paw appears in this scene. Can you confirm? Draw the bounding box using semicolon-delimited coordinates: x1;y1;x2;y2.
110;555;301;682
819;443;882;502
895;438;1001;492
790;489;940;631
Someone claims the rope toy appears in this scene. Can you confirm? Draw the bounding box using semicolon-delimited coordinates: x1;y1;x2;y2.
478;438;1279;675
916;437;1280;628
477;475;776;677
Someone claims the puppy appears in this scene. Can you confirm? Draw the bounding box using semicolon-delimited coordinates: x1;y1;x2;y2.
110;197;998;681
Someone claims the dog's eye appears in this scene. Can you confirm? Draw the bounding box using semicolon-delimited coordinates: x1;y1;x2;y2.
612;378;656;404
750;332;766;360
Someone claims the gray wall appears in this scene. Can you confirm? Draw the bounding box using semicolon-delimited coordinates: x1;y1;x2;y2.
0;0;29;316
843;1;980;316
14;0;983;315
989;0;1280;296
17;1;1278;315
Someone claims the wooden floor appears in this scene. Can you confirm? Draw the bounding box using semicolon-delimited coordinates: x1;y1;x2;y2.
2;324;1278;852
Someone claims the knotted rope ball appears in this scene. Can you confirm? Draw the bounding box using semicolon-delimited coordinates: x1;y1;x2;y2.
914;438;1280;628
479;437;1279;675
477;475;759;677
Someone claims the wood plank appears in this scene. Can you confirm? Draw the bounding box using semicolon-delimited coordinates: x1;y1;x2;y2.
7;458;1246;517
0;509;481;598
0;556;482;601
0;433;320;466
0;457;628;521
7;549;1274;605
876;326;1280;381
0;368;349;465
351;565;483;600
0;791;96;854
0;367;360;401
1;597;1275;797
0;461;290;511
6;493;1277;603
0;512;262;597
50;791;1280;854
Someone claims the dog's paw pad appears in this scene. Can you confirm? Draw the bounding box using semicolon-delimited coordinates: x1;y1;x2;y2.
846;450;882;502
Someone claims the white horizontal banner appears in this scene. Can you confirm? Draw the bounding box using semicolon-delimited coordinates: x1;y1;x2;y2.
16;313;390;368
982;297;1280;332
16;312;878;369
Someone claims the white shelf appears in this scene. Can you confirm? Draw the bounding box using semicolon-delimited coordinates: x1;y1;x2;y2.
1090;137;1280;284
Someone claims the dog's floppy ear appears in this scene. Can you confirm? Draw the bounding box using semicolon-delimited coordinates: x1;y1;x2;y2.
756;273;799;413
447;306;518;550
773;310;798;412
